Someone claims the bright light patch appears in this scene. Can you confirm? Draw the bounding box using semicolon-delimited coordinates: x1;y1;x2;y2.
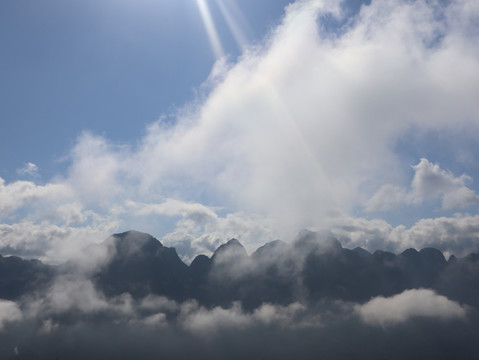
195;0;225;59
215;0;250;50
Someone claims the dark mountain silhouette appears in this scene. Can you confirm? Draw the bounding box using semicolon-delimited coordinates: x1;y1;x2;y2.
0;254;54;300
211;238;248;262
2;229;479;359
92;230;190;299
1;229;479;309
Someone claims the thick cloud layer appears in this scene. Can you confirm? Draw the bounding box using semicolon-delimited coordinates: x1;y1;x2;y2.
1;278;477;359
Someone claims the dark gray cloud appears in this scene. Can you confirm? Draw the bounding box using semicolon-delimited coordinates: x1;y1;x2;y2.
2;295;478;360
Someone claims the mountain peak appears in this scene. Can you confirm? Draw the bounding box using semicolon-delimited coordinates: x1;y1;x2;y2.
352;247;371;258
251;240;288;260
112;230;160;242
211;238;248;263
108;230;163;258
293;230;342;255
224;238;243;248
419;248;446;264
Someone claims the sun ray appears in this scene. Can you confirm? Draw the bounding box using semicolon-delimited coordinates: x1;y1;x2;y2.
214;0;250;51
195;0;225;59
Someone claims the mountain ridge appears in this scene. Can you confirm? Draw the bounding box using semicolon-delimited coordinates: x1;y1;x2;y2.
1;229;479;310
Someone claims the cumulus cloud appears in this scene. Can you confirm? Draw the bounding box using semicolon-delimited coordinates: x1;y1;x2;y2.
56;0;479;237
324;213;479;257
410;159;471;203
0;219;118;263
155;207;278;261
396;214;479;257
442;187;479;210
67;131;129;205
2;0;479;262
356;289;467;326
365;158;479;211
0;177;73;218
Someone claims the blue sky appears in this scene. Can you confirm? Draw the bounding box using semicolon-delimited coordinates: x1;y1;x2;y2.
0;0;291;181
1;0;479;263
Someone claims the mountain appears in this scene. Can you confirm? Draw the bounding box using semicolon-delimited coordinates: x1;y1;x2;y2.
92;230;191;299
1;229;479;309
2;229;479;359
0;254;54;300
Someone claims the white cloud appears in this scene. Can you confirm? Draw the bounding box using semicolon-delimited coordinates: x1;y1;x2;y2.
0;177;73;218
127;199;218;227
252;302;317;328
411;159;479;209
442;187;479;210
326;213;479;257
140;312;168;328
180;301;252;336
0;300;23;330
178;300;318;336
43;276;110;314
3;0;479;261
355;289;467;326
17;162;39;177
67;132;128;205
364;184;409;212
85;0;479;233
160;210;278;262
139;295;179;313
44;202;88;225
0;219;118;263
365;159;479;211
396;214;479;257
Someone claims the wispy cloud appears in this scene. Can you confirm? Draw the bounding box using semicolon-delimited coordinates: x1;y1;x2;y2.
17;162;39;177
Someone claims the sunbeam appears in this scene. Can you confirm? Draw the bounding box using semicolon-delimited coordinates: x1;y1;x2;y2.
195;0;225;59
215;0;250;51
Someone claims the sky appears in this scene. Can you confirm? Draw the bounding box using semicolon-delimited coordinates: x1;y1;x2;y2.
1;0;479;263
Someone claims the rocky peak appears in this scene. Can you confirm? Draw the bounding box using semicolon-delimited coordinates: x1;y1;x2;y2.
211;238;248;263
108;230;163;259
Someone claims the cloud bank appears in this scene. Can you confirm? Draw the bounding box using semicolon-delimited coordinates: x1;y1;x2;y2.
356;288;467;326
1;284;475;359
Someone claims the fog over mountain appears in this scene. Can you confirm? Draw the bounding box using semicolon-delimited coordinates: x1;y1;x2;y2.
0;230;478;359
2;0;479;358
